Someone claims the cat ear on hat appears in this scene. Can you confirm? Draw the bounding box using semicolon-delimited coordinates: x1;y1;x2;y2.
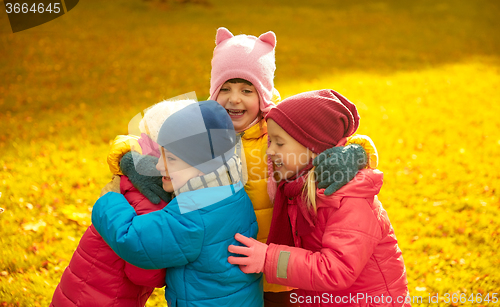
258;31;276;48
215;27;234;45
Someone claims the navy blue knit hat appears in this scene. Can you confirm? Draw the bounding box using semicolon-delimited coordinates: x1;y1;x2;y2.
157;100;237;174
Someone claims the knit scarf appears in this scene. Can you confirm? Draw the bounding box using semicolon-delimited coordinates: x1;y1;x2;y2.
174;155;242;195
266;160;316;247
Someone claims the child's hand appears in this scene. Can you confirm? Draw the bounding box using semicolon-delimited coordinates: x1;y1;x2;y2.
313;144;368;196
120;152;171;204
228;233;268;274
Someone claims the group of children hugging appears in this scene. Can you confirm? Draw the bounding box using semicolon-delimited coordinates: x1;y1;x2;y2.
50;27;411;307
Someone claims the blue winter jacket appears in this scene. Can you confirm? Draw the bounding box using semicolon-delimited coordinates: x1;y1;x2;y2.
92;182;263;307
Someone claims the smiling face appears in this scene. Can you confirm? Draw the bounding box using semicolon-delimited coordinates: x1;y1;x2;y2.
266;119;316;181
215;80;261;131
156;148;204;192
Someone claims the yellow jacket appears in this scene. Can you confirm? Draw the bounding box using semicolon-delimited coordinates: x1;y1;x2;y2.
346;134;379;169
240;120;273;244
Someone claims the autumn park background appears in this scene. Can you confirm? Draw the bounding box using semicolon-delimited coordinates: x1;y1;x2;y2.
1;0;499;306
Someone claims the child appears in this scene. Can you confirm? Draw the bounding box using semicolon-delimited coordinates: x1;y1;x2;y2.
209;27;278;243
92;100;263;307
228;89;410;307
208;28;300;305
50;150;169;304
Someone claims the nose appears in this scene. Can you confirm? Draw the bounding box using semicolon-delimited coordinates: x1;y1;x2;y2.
228;92;241;104
266;146;275;157
156;156;164;172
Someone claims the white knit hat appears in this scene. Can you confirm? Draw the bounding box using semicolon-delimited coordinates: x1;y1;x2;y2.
139;98;196;143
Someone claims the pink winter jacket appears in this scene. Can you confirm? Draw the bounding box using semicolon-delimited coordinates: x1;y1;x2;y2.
50;176;167;307
264;169;410;307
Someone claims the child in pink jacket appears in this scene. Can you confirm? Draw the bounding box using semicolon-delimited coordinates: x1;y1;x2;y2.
50;154;168;306
228;89;410;307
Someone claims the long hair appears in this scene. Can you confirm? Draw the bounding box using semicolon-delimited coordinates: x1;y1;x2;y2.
301;166;318;214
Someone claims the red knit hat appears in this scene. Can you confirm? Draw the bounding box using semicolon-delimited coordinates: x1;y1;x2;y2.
265;89;360;154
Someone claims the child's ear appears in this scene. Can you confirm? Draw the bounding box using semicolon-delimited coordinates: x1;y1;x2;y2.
258;31;276;48
215;27;234;45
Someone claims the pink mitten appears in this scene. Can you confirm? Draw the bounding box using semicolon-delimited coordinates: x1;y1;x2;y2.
228;233;268;274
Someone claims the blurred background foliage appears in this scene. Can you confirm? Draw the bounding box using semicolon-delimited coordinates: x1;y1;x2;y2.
0;0;499;305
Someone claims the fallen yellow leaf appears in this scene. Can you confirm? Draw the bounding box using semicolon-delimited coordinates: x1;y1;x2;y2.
22;220;47;232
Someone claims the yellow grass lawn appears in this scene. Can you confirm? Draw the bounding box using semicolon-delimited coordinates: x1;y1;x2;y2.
1;0;499;306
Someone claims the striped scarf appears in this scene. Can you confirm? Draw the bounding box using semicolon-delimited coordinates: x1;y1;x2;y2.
174;155;242;195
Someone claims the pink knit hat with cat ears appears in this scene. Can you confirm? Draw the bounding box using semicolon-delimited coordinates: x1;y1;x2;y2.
210;27;277;114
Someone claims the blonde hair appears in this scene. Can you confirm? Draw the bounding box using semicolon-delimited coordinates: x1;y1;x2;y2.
301;166;318;214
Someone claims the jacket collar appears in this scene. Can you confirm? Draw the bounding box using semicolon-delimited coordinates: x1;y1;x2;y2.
315;168;384;209
240;118;267;140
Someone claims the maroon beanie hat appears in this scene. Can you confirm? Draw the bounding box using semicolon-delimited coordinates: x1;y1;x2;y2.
265;89;360;154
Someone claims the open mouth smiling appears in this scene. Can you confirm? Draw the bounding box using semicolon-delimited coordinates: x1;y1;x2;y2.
226;109;246;116
273;161;284;168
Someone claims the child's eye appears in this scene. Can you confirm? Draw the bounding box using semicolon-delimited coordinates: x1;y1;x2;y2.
242;89;253;94
220;87;229;92
269;138;283;147
167;156;176;161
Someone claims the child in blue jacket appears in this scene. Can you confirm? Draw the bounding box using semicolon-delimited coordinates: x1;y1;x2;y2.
92;100;263;307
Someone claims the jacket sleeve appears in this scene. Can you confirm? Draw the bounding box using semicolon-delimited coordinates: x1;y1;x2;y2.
107;135;141;175
124;262;166;288
92;192;204;270
345;135;379;169
264;198;382;291
100;175;121;197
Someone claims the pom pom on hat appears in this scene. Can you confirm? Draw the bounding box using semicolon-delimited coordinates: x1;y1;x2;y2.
265;89;360;154
210;27;276;114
